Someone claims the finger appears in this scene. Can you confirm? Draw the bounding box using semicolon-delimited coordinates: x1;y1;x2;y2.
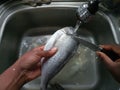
28;67;41;81
47;47;58;56
41;57;49;65
97;51;115;70
33;45;45;51
35;63;42;76
100;45;114;50
100;45;120;55
35;47;57;57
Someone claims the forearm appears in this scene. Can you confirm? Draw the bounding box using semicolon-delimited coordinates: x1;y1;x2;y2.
0;46;55;90
0;61;26;90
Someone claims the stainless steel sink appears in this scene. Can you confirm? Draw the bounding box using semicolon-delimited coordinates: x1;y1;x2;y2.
0;1;120;90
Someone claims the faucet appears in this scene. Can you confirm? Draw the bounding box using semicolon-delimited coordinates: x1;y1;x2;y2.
77;0;120;23
77;0;100;23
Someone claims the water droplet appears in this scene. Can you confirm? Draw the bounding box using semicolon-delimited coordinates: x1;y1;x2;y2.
95;56;98;59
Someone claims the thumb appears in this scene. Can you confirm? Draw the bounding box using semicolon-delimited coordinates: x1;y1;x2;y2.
97;51;115;70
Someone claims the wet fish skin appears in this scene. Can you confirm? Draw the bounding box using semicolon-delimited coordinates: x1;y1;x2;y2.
41;27;79;90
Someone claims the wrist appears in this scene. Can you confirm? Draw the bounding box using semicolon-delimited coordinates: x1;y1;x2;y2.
0;61;27;90
11;61;28;86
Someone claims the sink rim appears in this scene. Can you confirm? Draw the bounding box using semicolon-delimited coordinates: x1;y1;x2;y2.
0;2;120;90
0;3;119;44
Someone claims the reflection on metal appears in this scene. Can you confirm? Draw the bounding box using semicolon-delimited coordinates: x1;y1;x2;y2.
0;1;120;90
22;0;52;6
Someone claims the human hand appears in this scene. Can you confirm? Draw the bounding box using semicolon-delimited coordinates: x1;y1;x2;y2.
97;45;120;83
16;45;57;82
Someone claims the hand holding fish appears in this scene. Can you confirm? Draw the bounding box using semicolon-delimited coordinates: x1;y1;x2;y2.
0;45;57;90
97;45;120;83
17;46;57;81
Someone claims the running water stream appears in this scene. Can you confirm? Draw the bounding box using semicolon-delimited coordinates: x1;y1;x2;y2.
74;20;81;33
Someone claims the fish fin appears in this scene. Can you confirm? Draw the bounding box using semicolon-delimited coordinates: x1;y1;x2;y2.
48;83;64;90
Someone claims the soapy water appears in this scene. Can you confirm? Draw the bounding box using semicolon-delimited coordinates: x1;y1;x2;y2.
20;35;98;89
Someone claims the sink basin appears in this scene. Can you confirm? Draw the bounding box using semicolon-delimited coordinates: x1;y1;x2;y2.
0;1;120;90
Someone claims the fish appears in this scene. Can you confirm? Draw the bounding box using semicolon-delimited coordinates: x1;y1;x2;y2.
40;27;79;90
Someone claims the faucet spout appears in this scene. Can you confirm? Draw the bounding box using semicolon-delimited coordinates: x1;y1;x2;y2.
77;0;100;23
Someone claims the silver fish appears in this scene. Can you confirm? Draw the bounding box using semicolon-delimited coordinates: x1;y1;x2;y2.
41;27;79;90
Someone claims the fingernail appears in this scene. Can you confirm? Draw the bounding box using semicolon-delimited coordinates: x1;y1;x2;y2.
51;47;57;51
99;45;104;48
96;51;102;57
96;51;99;55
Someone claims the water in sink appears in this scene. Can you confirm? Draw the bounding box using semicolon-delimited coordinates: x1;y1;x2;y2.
19;35;50;57
20;34;98;90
